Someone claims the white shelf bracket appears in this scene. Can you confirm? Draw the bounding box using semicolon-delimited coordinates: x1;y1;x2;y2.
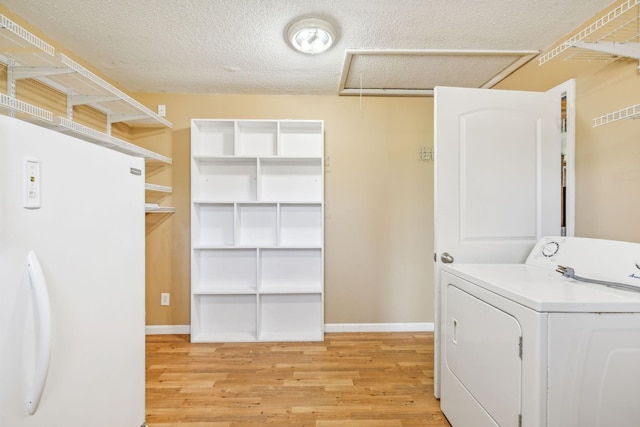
106;112;112;136
6;63;14;96
6;59;16;117
66;89;73;121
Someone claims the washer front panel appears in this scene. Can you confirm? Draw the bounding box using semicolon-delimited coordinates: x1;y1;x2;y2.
547;312;640;427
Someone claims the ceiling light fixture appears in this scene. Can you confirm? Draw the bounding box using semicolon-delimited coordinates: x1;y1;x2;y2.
287;18;337;55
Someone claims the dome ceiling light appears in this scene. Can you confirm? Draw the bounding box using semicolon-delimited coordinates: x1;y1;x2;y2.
287;18;337;55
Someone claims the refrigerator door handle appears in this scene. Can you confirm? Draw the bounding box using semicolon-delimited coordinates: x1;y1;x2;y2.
26;250;52;415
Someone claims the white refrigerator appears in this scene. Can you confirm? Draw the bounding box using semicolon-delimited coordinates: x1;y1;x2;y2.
0;115;146;426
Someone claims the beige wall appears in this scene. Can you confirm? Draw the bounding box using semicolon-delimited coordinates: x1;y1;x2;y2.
134;94;435;325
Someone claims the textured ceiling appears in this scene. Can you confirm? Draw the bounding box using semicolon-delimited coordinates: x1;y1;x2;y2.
0;0;615;95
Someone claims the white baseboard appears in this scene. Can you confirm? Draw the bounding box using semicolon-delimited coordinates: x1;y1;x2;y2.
145;323;434;335
324;322;434;333
145;325;190;335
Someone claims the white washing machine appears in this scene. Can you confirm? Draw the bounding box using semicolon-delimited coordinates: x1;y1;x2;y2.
440;236;640;427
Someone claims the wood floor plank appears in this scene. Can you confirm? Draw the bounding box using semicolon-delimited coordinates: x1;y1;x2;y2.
145;332;450;426
317;421;402;427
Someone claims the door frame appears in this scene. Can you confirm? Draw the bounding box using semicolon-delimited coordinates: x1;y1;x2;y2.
547;79;575;237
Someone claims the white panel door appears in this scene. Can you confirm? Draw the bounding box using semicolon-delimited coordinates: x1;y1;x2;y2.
434;86;561;396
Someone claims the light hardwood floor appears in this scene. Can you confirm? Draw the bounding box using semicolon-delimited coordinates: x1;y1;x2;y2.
146;332;451;427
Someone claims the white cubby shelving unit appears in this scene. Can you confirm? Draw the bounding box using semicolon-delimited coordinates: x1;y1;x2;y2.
191;119;324;343
0;14;174;213
539;0;640;127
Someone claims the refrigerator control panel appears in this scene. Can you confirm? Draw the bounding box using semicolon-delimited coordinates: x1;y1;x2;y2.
24;157;41;209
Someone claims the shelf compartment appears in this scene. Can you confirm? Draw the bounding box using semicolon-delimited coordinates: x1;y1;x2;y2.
193;203;235;246
193;248;257;293
539;0;640;66
146;158;171;178
145;183;172;204
258;294;323;342
191;294;257;343
259;158;323;202
191;120;235;156
193;157;257;201
235;121;277;156
259;248;322;293
280;203;323;246
278;121;323;157
238;203;277;246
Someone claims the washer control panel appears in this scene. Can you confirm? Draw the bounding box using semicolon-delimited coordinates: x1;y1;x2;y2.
526;236;640;286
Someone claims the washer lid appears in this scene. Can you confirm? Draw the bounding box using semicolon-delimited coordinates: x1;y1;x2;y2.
443;264;640;313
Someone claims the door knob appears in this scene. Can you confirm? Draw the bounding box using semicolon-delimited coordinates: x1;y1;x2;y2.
441;252;454;264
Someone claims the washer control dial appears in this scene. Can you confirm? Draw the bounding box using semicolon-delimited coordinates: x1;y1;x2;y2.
542;241;560;258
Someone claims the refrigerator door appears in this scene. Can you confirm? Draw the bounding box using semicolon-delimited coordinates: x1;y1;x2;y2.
0;116;145;426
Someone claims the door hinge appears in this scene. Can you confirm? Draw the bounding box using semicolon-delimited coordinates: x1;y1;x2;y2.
518;414;522;427
518;336;523;359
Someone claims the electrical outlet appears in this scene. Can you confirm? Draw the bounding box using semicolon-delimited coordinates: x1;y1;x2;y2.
157;104;166;117
160;293;170;306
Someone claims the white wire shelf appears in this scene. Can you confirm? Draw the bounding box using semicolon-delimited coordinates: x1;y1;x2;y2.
56;117;172;164
0;14;171;128
593;104;640;127
145;183;172;193
539;0;640;65
0;100;172;163
145;203;176;213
